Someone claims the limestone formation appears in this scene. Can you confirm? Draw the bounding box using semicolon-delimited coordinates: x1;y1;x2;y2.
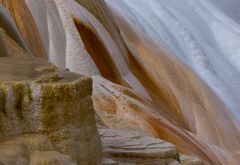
0;57;101;165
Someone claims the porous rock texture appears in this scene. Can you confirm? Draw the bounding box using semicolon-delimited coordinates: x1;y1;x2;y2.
0;57;101;165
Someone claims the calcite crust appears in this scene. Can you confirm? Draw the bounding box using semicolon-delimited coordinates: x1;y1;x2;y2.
0;58;101;165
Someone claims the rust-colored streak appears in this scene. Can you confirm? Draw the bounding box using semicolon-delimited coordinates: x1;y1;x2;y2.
127;51;181;127
1;0;47;58
112;15;240;164
73;18;127;86
75;0;129;60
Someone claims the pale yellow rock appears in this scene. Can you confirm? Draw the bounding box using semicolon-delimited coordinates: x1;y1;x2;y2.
0;57;101;165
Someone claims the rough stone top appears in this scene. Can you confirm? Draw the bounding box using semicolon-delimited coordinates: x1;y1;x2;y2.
0;57;95;142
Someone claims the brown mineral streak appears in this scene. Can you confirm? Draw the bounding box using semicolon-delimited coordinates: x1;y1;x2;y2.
108;14;240;164
73;18;129;86
1;31;28;57
75;0;129;60
1;0;47;58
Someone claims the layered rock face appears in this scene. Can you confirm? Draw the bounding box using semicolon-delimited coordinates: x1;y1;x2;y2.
0;57;101;165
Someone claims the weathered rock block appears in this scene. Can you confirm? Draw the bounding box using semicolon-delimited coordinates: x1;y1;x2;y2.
0;57;101;164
